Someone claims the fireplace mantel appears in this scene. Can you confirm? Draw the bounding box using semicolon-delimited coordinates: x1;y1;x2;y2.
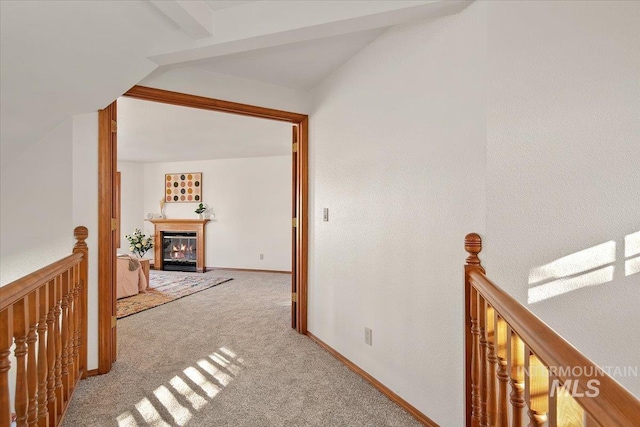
145;219;209;273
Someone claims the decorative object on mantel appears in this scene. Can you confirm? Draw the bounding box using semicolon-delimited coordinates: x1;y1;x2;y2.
195;202;207;219
166;172;202;203
124;228;154;258
159;197;166;218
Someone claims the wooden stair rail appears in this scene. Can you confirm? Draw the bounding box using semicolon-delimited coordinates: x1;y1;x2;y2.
464;233;640;427
1;226;88;427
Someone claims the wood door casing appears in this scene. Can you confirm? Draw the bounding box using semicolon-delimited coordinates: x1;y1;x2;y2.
98;86;309;375
291;125;298;329
98;101;118;373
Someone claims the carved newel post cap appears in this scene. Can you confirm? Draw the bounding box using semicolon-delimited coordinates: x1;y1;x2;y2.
465;233;482;266
74;226;89;243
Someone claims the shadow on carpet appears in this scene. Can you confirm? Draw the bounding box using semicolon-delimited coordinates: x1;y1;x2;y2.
117;272;233;319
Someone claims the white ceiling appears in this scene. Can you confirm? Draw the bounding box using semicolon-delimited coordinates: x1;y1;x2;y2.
204;1;258;11
189;28;387;90
117;97;292;163
1;0;471;164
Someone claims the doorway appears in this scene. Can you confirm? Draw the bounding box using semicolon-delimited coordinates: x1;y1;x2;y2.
97;85;308;374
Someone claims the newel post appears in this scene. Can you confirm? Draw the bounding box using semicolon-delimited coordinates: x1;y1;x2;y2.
465;233;484;427
72;226;88;379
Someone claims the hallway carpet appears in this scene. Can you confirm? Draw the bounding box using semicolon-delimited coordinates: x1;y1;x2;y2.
63;270;422;427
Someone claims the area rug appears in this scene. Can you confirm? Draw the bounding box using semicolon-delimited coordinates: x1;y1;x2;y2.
117;271;233;319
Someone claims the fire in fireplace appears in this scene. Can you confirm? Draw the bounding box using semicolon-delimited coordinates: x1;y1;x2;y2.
162;231;197;272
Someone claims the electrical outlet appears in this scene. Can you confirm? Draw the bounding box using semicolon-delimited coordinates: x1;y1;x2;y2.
364;327;372;346
323;208;329;222
260;253;264;260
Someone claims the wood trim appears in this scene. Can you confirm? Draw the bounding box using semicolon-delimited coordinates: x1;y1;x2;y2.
468;270;640;425
72;226;90;380
306;332;439;427
464;233;483;427
291;125;298;330
86;369;99;377
207;267;291;274
98;102;116;374
124;85;307;123
115;171;121;249
96;86;309;376
0;254;83;310
296;117;308;334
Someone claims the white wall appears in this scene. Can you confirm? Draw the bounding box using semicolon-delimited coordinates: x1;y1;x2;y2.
117;161;145;256
308;2;486;425
72;112;99;371
1;119;74;286
143;156;292;271
485;0;640;396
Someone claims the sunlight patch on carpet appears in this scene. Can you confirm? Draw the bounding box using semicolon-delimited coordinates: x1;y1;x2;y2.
118;348;244;426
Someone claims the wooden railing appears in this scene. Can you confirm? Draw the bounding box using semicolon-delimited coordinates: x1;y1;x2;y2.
0;227;88;427
464;233;640;427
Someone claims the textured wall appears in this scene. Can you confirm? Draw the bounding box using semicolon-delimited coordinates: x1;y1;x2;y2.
117;161;146;256
72;112;99;370
1;119;74;286
485;0;640;396
308;2;487;424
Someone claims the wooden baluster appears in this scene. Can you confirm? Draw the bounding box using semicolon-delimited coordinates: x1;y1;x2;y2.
478;296;488;427
37;286;49;427
72;226;89;379
0;309;12;427
525;351;549;427
46;280;57;426
485;305;498;426
495;315;509;427
14;299;29;427
465;233;484;427
548;378;558;427
60;271;70;403
509;331;526;427
470;286;481;427
54;276;63;419
72;264;81;381
552;380;584;427
26;292;38;427
66;267;75;391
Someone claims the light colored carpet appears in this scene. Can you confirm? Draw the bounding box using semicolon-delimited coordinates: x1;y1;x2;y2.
117;271;233;319
63;270;422;426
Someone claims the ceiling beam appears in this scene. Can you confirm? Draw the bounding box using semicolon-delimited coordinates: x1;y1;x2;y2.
150;0;214;39
147;0;472;66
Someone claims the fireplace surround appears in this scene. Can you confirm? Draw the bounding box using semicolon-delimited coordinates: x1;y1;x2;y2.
163;231;197;272
146;219;209;272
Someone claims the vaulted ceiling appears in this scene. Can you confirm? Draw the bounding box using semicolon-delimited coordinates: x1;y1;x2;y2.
117;96;292;163
1;0;472;164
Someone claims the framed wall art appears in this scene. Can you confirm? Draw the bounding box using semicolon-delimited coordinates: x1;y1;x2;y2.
165;172;202;203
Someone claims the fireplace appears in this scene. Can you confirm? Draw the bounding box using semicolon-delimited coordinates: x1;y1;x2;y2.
146;219;209;273
163;232;197;272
